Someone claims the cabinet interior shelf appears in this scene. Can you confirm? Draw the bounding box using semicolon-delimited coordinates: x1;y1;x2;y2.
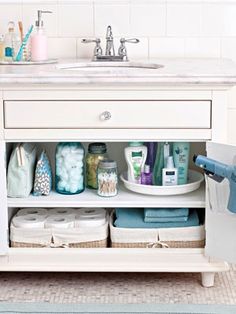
7;184;205;208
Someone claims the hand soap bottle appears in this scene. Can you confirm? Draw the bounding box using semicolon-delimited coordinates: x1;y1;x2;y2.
31;10;52;62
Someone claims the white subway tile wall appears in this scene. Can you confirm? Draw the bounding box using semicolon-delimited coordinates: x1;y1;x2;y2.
0;0;236;61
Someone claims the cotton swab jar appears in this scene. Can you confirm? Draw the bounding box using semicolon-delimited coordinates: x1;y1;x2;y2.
97;160;118;197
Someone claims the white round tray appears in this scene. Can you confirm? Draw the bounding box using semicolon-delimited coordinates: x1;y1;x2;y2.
0;59;58;65
120;170;204;196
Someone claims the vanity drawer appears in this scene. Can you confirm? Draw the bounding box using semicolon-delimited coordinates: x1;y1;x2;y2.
4;100;211;129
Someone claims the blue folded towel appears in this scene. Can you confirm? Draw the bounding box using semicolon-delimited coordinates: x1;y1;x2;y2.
144;208;189;223
114;208;199;229
144;216;188;223
144;208;189;218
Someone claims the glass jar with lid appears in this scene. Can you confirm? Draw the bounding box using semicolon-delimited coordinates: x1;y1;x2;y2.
86;143;108;189
97;160;118;197
55;142;85;195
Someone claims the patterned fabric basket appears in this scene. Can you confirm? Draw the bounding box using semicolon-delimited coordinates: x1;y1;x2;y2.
10;221;109;248
110;212;205;249
11;239;108;248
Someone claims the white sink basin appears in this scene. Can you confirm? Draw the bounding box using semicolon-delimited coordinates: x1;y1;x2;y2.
56;62;164;71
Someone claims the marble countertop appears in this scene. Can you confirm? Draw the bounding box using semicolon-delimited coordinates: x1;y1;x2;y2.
1;58;236;85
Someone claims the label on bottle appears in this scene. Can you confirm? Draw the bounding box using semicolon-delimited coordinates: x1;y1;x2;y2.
5;47;12;57
131;151;143;183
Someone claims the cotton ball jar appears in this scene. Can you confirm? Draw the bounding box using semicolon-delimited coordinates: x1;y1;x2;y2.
55;142;85;195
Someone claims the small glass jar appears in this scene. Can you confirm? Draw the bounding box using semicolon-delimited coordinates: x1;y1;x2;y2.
86;143;108;189
55;142;85;195
97;160;118;197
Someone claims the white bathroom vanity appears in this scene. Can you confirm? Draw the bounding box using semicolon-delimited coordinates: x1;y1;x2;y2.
0;58;236;287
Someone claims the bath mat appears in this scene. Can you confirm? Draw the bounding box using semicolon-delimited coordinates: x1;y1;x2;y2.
0;303;235;314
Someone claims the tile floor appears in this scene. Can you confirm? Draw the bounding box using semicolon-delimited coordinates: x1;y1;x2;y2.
0;265;235;304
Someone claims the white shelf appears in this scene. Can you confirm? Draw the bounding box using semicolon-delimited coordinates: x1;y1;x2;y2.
0;248;227;273
7;184;205;208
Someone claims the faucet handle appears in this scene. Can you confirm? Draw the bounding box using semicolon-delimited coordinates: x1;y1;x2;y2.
81;38;103;58
118;38;140;61
120;38;140;44
82;38;101;44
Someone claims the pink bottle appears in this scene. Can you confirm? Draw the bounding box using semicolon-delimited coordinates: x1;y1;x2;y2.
31;10;52;62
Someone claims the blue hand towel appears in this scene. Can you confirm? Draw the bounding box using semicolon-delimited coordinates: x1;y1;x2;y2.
144;208;189;218
114;208;199;229
144;216;188;223
144;208;189;223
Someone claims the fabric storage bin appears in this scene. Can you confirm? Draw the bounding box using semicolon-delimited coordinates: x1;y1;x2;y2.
10;219;109;248
110;212;205;249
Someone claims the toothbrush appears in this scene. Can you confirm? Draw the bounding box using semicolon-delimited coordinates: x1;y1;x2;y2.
15;25;33;62
18;21;24;42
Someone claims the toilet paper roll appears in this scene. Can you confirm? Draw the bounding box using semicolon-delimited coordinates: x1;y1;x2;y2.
75;216;106;228
76;208;106;219
12;214;46;228
45;215;75;229
16;208;48;217
48;208;76;217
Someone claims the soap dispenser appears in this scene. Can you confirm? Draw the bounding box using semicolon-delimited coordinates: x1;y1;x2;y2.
31;10;52;62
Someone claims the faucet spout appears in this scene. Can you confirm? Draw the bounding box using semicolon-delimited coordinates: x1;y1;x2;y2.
105;25;115;56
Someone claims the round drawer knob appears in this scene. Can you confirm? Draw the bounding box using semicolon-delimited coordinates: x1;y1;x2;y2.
100;111;112;121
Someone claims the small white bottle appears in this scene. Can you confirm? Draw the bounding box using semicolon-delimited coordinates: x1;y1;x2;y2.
162;156;178;186
31;10;52;62
4;22;20;62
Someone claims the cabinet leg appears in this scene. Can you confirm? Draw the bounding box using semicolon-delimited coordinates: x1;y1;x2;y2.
201;272;215;287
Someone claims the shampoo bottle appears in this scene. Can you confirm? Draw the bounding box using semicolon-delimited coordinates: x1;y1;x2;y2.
144;142;157;171
125;142;147;184
173;142;190;185
31;10;52;62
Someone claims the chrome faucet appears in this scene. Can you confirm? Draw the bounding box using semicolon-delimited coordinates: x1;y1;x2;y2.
105;26;115;56
82;25;139;62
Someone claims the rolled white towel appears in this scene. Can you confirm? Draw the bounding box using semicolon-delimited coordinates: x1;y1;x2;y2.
45;215;75;229
12;214;46;228
16;208;48;217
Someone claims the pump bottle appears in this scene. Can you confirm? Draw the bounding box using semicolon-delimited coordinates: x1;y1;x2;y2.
31;10;52;62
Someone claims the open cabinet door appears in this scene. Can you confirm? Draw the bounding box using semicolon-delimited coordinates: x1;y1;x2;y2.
0;142;8;255
206;142;236;263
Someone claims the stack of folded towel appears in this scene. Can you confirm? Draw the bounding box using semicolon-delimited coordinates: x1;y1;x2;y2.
144;208;189;223
114;208;199;229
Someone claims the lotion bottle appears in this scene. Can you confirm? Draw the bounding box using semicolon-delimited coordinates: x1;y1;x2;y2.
125;142;147;184
31;10;52;62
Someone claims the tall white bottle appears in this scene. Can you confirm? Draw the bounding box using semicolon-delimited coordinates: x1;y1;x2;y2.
31;10;52;62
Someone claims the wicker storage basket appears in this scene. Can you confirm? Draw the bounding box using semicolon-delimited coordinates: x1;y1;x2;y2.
10;221;109;248
110;212;205;249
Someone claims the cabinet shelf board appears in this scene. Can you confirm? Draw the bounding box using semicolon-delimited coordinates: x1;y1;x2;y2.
7;184;205;208
0;248;227;273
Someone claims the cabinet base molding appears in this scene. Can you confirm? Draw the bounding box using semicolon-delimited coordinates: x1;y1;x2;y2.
0;248;229;274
